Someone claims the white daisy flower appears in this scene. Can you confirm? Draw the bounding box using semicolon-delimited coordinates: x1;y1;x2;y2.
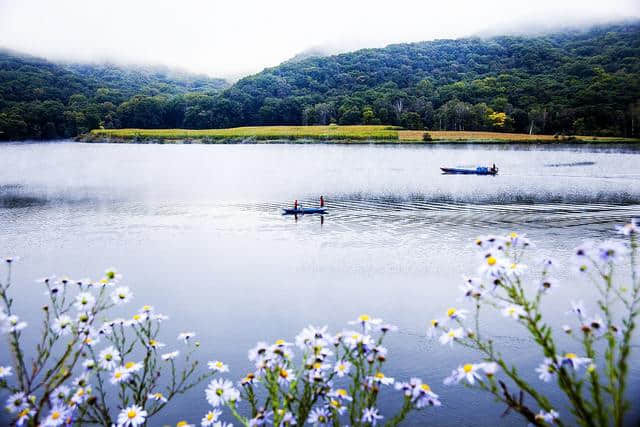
596;240;628;264
43;405;70;426
562;324;572;334
162;351;180;361
535;358;556;382
99;346;121;370
151;313;169;322
176;421;195;427
205;379;240;407
616;219;639;236
361;407;383;426
148;392;168;403
585;315;605;337
201;410;222;426
110;366;131;384
276;367;295;386
148;339;166;349
52;315;73;336
480;362;499;376
333;360;351;377
439;327;463;346
307;407;331;426
473;235;504;251
568;300;587;319
6;392;28;413
539;277;558;294
295;325;330;349
367;371;394;386
427;318;441;338
456;363;482;384
71;386;91;405
208;360;229;373
501;304;526;320
248;341;269;361
16;407;35;426
117;405;147;427
0;365;12;378
348;314;382;331
459;277;484;300
123;361;143;373
505;232;531;249
3;314;27;333
560;353;592;370
50;385;71;406
178;331;196;343
328;388;352;402
506;262;527;277
445;308;468;321
73;292;96;311
535;409;560;423
378;323;398;333
104;267;122;282
111;286;133;305
479;252;507;278
343;331;373;350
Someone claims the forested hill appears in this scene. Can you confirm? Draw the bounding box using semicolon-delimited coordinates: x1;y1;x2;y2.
0;50;228;139
216;22;640;137
1;22;640;140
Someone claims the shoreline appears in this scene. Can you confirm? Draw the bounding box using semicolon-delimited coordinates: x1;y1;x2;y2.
76;136;640;145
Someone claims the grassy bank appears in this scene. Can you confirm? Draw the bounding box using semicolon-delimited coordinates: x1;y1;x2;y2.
84;126;640;144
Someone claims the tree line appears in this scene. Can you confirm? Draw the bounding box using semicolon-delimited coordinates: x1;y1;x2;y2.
1;22;639;140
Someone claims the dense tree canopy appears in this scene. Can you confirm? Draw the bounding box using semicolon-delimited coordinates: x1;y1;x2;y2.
0;51;228;139
1;22;639;140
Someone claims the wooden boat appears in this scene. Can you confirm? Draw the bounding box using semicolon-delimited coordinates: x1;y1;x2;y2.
440;166;498;175
282;208;327;215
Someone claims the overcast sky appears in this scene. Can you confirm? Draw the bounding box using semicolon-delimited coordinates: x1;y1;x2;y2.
1;0;639;79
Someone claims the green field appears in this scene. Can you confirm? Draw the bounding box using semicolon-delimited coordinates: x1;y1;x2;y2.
85;126;640;144
88;126;400;141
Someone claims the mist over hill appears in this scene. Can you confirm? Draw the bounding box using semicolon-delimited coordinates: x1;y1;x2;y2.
1;22;639;140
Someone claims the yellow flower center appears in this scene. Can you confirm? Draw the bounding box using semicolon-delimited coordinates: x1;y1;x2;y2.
207;413;214;420
430;319;438;327
509;232;518;238
358;314;371;322
125;362;135;369
19;408;30;417
142;305;151;311
508;308;516;315
279;368;289;378
336;388;347;396
177;421;188;427
487;256;497;266
52;411;61;420
154;393;163;399
338;364;345;371
215;361;223;368
150;340;157;346
133;314;141;321
510;263;517;270
375;372;385;379
312;362;322;370
275;339;285;345
421;384;431;392
105;354;113;361
463;364;473;373
446;308;456;317
115;372;122;379
77;388;85;397
330;399;340;407
565;353;577;360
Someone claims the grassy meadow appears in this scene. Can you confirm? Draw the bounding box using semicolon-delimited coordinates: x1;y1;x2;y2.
85;126;640;144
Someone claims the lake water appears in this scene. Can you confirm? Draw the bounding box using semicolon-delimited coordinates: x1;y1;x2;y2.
1;141;639;426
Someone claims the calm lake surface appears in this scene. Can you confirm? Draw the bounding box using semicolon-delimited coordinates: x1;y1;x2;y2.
1;141;639;425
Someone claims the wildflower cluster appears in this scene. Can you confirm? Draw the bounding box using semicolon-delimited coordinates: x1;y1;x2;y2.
428;220;639;426
204;315;439;426
0;265;212;426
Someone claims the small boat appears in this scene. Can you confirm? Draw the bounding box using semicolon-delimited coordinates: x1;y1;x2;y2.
282;208;327;215
440;166;498;175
